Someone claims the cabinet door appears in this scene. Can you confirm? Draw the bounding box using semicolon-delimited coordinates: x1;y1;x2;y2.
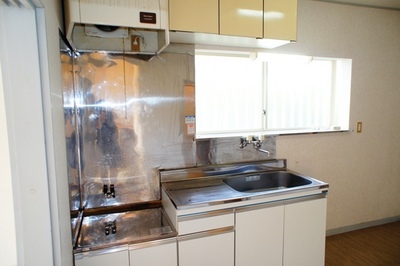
75;250;129;266
220;0;263;38
179;231;234;266
130;240;177;266
169;0;218;34
264;0;297;41
283;198;327;266
235;205;284;266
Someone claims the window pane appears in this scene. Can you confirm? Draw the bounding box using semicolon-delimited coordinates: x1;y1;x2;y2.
196;54;263;135
266;60;333;131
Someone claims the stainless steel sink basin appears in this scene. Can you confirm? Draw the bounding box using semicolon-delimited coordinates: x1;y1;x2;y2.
223;171;312;193
205;165;265;176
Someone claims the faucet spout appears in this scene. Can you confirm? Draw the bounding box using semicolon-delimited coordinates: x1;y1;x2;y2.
239;136;271;156
254;145;271;156
253;140;270;156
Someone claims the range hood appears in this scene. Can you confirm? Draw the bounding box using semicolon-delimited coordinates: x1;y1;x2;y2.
64;0;169;55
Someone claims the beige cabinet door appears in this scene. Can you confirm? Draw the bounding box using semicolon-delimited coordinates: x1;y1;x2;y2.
220;0;263;38
169;0;218;34
264;0;297;41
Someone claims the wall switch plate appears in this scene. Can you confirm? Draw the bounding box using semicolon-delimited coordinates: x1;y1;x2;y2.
356;122;362;133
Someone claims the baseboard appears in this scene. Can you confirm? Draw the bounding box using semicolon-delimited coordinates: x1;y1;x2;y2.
326;215;400;236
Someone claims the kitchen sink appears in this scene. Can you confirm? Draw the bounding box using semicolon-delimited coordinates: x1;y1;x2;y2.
205;165;265;176
223;171;312;193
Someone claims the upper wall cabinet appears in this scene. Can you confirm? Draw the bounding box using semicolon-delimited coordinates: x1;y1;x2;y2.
169;0;297;42
264;0;297;41
169;0;219;34
220;0;263;38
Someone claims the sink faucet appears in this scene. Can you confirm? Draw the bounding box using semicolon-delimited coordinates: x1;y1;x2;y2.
253;141;271;156
239;136;270;156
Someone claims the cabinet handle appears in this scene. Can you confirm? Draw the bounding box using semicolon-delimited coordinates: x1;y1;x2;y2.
178;209;233;222
178;226;234;242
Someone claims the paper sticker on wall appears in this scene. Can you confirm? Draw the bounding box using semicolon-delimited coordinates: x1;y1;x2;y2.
185;116;195;135
183;83;195;136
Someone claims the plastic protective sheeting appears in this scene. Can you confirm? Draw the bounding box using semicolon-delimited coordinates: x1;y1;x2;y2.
61;47;276;211
61;51;196;210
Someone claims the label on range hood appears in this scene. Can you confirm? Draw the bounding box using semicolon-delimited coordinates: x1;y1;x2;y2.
140;12;156;24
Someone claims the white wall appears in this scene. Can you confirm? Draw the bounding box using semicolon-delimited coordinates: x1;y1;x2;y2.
40;0;74;264
0;46;18;266
0;6;54;265
273;0;400;230
0;1;72;265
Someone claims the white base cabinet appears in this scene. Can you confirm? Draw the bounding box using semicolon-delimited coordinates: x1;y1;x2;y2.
75;238;177;266
236;205;284;266
75;250;129;266
129;239;177;266
179;230;234;266
162;186;327;266
283;198;327;266
176;210;235;266
235;197;327;266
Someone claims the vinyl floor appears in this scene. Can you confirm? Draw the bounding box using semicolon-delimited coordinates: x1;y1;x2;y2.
325;221;400;266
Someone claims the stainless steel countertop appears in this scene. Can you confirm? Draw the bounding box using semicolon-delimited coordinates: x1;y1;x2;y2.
162;171;329;210
74;207;177;253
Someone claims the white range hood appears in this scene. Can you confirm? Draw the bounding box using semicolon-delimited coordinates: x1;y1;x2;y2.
64;0;170;55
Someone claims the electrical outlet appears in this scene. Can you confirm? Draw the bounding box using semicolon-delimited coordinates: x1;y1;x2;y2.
356;122;362;133
131;36;141;52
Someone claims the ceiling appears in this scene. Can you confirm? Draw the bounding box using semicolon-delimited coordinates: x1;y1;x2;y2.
316;0;400;10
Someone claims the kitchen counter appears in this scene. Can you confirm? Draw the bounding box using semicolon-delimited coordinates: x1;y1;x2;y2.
162;172;328;210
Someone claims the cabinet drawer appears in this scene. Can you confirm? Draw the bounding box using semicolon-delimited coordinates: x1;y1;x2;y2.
179;230;234;266
75;249;129;266
129;239;177;266
178;210;234;235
